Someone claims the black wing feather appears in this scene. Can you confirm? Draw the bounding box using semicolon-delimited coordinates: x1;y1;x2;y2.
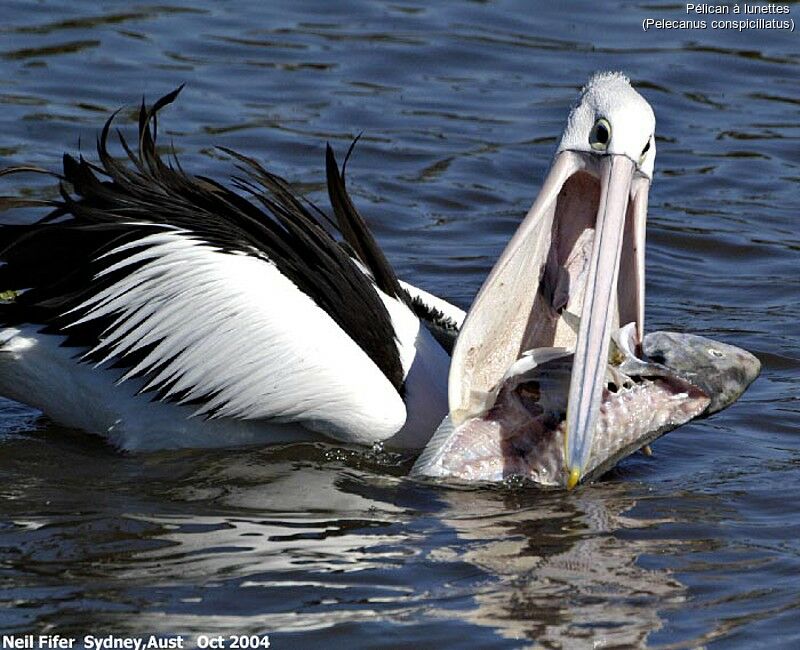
325;143;404;299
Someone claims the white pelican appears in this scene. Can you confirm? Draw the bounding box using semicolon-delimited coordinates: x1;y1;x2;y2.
0;73;656;478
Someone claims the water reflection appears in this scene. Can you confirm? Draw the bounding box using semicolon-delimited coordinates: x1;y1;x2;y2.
428;483;684;647
0;433;686;645
1;440;421;633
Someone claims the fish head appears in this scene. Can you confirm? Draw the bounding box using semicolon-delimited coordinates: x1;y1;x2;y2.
449;72;656;487
414;329;760;487
642;331;761;415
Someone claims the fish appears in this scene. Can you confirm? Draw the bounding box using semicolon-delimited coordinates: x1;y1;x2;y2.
411;325;760;487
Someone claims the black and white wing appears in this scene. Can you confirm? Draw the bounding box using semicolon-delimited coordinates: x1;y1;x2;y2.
0;89;428;445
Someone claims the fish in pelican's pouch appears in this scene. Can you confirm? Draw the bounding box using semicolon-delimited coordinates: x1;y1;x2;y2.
413;328;761;486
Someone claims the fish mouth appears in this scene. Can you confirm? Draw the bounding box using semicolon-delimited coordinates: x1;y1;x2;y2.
526;371;708;487
449;150;651;487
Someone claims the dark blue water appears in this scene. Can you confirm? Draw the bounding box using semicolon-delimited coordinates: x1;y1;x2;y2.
0;1;798;647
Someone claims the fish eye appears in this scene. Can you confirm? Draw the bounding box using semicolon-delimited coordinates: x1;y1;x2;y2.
708;348;724;358
589;118;611;151
639;137;651;163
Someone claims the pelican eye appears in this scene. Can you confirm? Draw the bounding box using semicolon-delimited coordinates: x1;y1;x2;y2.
589;118;611;151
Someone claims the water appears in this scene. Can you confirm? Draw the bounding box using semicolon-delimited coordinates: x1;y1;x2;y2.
0;0;798;647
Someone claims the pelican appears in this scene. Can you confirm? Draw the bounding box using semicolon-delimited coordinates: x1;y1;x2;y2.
0;73;655;474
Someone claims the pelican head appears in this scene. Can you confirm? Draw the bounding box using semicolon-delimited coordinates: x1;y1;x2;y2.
449;72;656;488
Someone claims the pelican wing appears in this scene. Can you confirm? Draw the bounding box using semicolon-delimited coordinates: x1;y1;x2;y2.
322;143;463;353
0;89;410;444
